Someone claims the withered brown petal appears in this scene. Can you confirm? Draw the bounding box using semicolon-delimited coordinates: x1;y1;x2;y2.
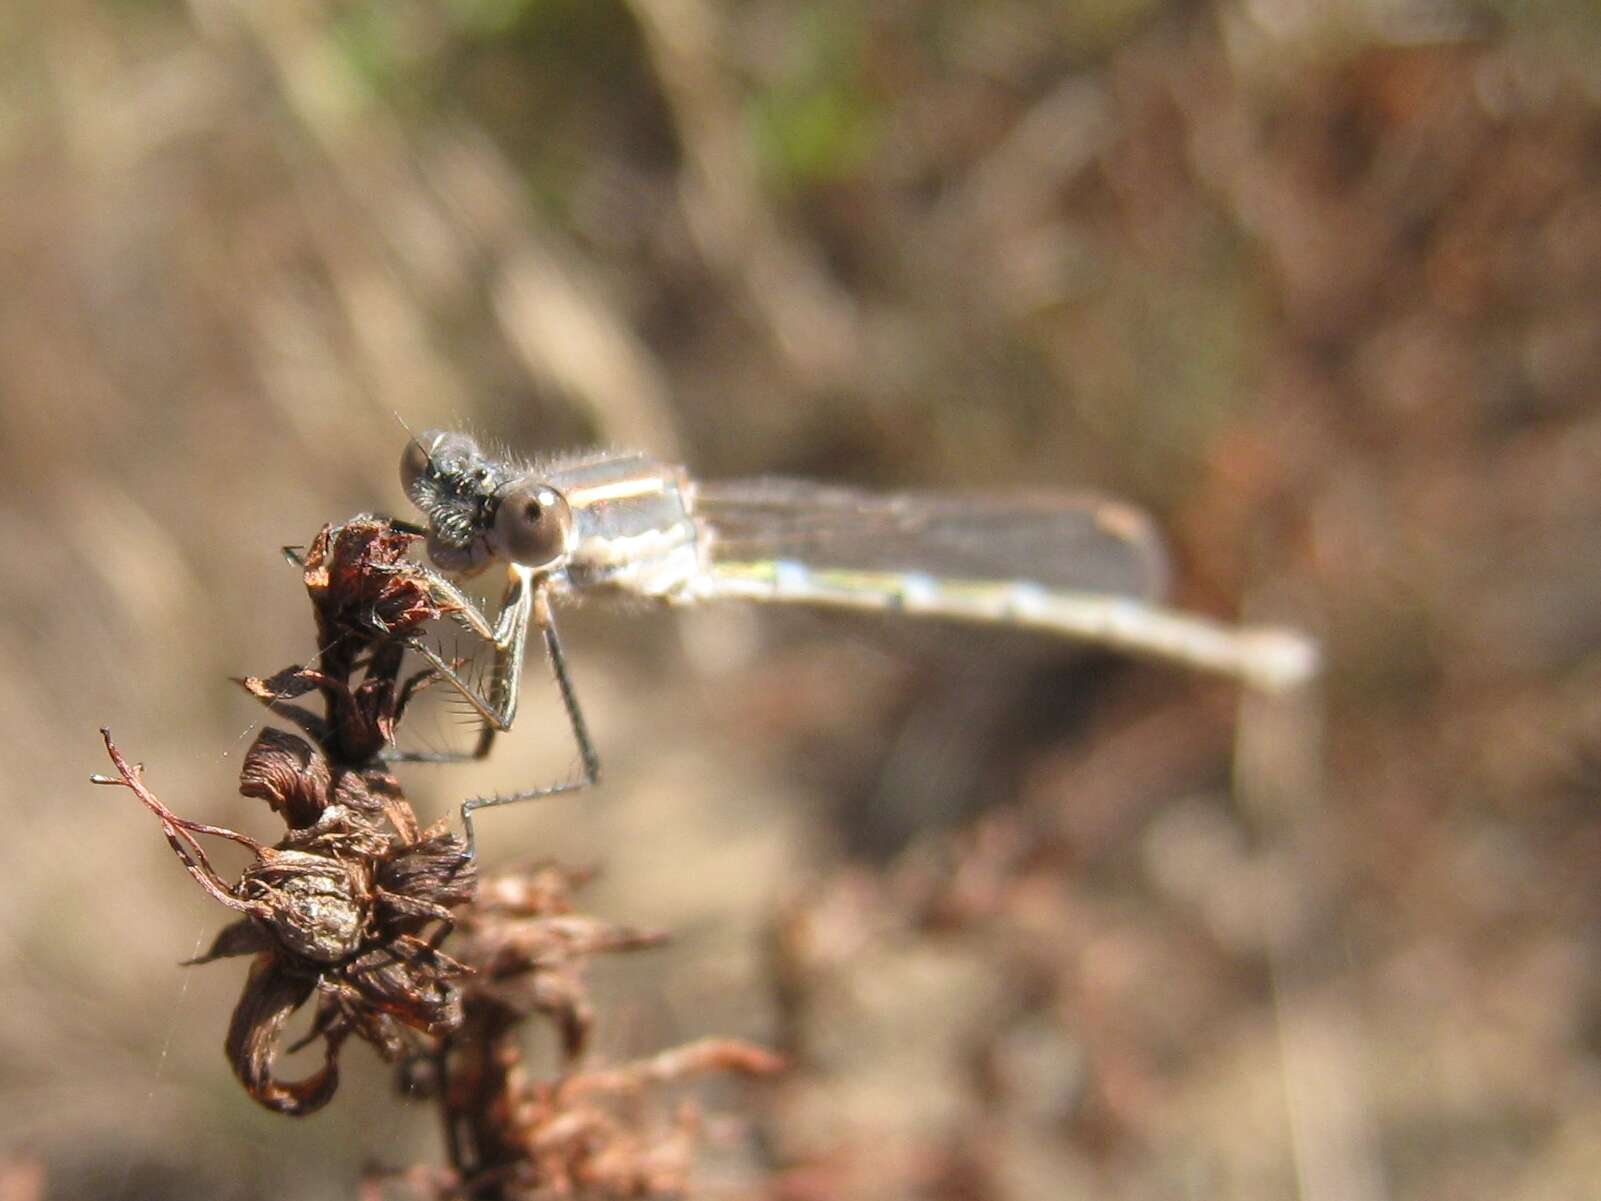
313;518;435;628
351;678;403;746
239;728;333;827
330;767;387;815
312;991;410;1061
345;945;465;1034
282;813;391;860
379;833;477;910
237;670;327;743
226;956;339;1116
297;523;335;581
185;919;273;964
240;667;320;703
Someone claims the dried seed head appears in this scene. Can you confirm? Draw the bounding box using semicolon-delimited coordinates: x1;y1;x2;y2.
303;515;454;645
241;851;369;964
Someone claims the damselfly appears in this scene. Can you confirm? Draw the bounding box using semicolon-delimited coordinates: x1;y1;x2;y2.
390;430;1318;851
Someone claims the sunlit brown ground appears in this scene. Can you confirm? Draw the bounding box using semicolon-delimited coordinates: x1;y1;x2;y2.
5;2;1601;1199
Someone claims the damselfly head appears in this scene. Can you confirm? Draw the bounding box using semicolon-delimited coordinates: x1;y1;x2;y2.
401;430;574;576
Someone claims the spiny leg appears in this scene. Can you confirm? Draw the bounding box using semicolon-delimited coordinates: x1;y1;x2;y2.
379;563;528;765
383;569;600;853
446;586;600;855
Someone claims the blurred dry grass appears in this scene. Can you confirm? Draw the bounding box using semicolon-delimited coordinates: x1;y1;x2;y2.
5;1;1601;1198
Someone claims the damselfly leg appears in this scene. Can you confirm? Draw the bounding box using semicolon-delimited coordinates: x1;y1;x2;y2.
284;537;602;854
385;565;601;853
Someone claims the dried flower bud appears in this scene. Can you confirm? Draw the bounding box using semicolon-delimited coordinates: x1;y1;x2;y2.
96;726;474;1116
241;851;369;964
303;516;452;645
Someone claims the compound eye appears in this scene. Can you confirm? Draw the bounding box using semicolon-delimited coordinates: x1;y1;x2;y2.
399;434;434;495
493;481;573;569
400;428;477;494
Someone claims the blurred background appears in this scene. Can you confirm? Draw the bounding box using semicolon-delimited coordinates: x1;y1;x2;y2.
5;0;1601;1198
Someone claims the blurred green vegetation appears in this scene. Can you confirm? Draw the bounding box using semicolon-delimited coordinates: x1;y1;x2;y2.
745;6;881;188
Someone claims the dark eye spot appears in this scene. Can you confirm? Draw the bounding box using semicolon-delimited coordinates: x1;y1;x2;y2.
492;482;573;569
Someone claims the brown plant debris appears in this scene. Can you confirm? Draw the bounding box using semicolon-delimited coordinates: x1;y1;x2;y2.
417;863;785;1199
94;514;781;1196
